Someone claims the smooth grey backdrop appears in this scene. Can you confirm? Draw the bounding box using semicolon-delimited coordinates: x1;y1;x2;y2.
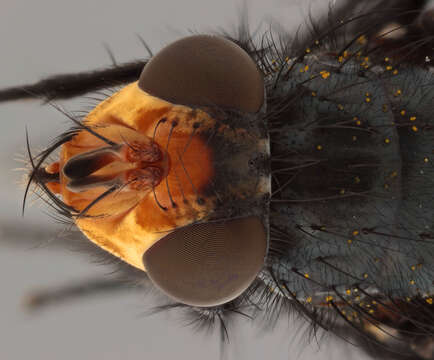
0;0;370;359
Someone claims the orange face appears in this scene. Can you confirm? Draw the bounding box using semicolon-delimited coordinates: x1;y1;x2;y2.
46;82;218;270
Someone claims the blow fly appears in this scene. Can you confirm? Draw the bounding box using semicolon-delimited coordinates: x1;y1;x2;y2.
1;0;433;359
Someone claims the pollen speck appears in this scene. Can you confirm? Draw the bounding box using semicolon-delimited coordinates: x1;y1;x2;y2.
320;70;330;79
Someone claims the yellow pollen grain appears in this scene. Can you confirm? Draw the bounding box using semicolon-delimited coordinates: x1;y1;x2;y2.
326;296;333;302
320;70;330;79
343;51;349;58
316;145;323;150
338;56;343;63
346;289;351;295
400;110;406;116
304;273;310;278
424;157;429;163
410;116;416;121
395;89;402;96
365;97;371;103
369;309;374;314
426;298;433;305
306;296;312;303
410;280;415;285
347;239;353;244
412;126;418;132
385;138;391;144
386;65;393;71
357;35;367;44
363;273;369;279
306;48;311;53
411;265;416;271
352;230;359;236
312;91;317;97
393;69;398;75
384;57;390;62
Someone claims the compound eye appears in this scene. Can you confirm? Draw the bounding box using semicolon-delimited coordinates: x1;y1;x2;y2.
419;8;434;34
142;217;267;307
138;35;264;113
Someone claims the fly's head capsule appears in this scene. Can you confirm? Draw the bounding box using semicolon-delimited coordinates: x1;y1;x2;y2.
37;35;270;307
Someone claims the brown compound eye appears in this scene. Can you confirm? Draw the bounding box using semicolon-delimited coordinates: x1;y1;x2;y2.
419;7;434;34
138;34;264;113
142;217;267;307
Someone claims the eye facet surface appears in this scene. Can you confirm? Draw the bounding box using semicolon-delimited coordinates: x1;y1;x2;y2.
143;216;267;307
138;35;264;113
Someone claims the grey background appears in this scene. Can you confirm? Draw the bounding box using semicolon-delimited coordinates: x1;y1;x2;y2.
0;0;370;359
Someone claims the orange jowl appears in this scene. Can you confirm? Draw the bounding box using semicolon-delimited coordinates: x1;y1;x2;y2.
39;35;270;307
